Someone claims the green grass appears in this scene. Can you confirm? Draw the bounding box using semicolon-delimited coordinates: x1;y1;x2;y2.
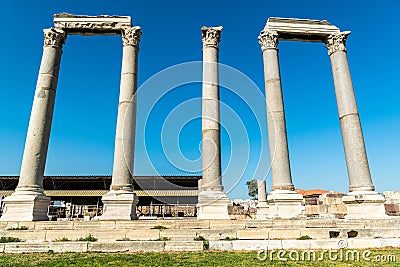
0;236;22;243
0;250;397;266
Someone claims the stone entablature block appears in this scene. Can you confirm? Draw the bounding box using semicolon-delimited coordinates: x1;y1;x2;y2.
264;17;341;42
53;13;132;35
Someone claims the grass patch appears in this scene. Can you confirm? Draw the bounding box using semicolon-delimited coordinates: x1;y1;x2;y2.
223;237;239;241
156;237;170;241
297;235;312;240
0;250;397;266
53;237;71;242
151;225;168;230
0;237;22;243
194;236;209;250
76;233;97;242
7;226;28;230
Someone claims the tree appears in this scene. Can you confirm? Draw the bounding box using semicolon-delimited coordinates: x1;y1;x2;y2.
246;180;258;200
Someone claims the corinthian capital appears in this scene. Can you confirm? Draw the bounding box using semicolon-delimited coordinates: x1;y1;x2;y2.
258;30;279;51
201;26;223;49
43;28;66;48
325;31;351;56
122;26;142;46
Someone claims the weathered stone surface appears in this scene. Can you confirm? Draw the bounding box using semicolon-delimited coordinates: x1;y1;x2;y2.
269;229;301;239
263;17;340;42
195;229;237;240
45;230;89;242
129;241;164;252
125;229;160;240
236;229;269;240
54;13;132;35
88;242;130;252
49;242;88;253
72;221;116;230
164;241;203;251
161;229;197;241
175;220;209;229
209;219;246;229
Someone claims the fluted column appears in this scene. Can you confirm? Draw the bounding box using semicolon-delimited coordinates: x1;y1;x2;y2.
101;26;141;220
1;28;66;221
258;30;294;191
325;32;374;192
197;26;230;220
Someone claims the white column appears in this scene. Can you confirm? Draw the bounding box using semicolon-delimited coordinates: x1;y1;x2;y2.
325;32;387;219
258;30;304;219
197;26;230;220
101;27;141;220
256;180;268;219
1;28;66;221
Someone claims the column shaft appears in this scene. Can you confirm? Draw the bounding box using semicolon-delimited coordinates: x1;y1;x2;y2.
260;33;294;191
110;43;139;190
201;30;223;191
19;29;65;190
327;34;374;192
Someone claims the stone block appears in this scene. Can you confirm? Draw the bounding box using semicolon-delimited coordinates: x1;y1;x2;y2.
309;240;343;250
272;218;306;228
72;221;116;230
100;191;138;220
0;244;4;253
4;243;50;253
195;229;237;241
245;220;273;229
300;228;332;239
175;220;209;229
88;242;130;252
236;229;269;240
49;242;88;253
6;230;46;242
347;238;381;249
232;240;282;251
35;221;73;230
125;229;159;240
379;238;400;248
267;190;304;219
46;230;89;241
0;192;50;221
160;229;196;241
164;241;203;251
282;240;311;249
305;219;337;228
209;220;246;229
208;241;233;250
5;221;36;230
129;241;164;252
343;191;388;219
197;191;230;219
269;229;301;239
91;230;126;241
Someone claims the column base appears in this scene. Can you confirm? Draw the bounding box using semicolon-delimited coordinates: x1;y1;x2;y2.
343;191;388;219
0;188;50;221
256;201;269;219
100;190;138;220
267;189;304;219
197;190;230;220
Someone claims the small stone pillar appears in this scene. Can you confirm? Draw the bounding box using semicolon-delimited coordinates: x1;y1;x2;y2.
197;26;230;220
101;27;141;220
0;28;66;221
258;30;304;219
325;32;387;219
256;180;269;219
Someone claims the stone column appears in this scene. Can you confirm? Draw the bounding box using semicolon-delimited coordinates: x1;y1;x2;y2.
1;28;66;221
101;27;141;220
256;180;268;219
325;32;387;219
258;30;303;219
197;26;230;220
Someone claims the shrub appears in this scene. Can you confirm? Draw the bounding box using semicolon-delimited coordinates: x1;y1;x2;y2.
0;236;22;243
151;225;168;230
77;233;97;242
297;235;312;240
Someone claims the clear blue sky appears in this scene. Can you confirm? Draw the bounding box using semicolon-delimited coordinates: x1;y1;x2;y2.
0;1;399;199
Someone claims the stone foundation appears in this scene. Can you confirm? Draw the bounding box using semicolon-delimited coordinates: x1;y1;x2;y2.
343;191;388;219
100;190;138;220
267;190;304;219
